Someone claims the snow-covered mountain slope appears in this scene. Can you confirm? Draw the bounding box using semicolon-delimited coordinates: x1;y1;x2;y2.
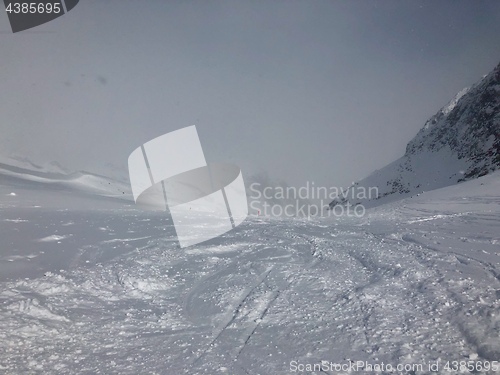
0;155;71;175
1;155;499;374
0;155;131;200
331;61;500;209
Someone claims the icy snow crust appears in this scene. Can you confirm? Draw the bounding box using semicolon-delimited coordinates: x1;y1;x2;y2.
1;168;500;374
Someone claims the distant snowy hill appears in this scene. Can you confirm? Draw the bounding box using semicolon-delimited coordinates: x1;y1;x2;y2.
331;61;500;209
0;155;131;200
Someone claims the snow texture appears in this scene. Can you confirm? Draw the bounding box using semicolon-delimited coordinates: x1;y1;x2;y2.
1;155;500;374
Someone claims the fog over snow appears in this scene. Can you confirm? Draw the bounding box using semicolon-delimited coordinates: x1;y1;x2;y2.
1;0;500;188
1;2;500;375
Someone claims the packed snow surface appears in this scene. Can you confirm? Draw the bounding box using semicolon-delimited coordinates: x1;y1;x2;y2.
1;169;500;374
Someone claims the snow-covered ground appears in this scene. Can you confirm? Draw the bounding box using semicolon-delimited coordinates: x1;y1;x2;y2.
1;168;500;374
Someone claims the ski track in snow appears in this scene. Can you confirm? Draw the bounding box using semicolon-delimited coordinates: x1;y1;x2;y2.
1;175;500;374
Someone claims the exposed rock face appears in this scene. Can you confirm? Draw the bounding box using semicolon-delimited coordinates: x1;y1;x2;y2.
330;61;500;208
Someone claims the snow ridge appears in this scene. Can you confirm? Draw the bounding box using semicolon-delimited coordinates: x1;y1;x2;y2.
331;61;500;208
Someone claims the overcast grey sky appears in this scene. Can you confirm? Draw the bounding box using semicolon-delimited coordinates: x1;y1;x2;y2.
1;0;500;188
